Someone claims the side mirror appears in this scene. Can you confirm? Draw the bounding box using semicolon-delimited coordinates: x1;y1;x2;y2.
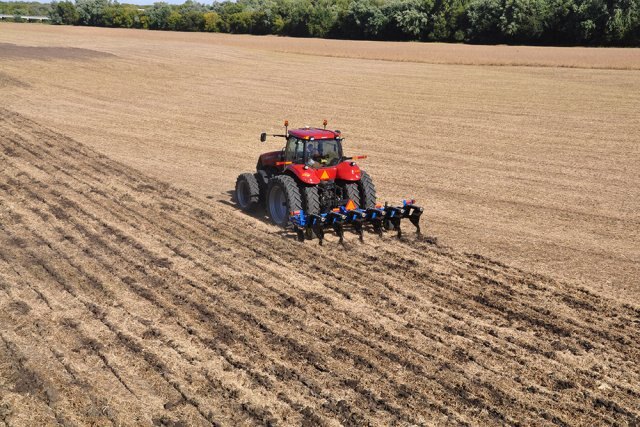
260;132;267;142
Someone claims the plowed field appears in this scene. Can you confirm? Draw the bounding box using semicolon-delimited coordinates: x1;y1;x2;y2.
2;24;639;303
1;109;639;425
1;24;640;426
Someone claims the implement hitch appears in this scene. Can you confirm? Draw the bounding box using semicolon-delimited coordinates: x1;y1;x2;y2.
290;199;423;244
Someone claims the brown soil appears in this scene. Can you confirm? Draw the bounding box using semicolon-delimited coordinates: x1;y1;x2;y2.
2;23;640;69
0;42;113;60
1;106;639;425
0;71;28;88
1;24;638;303
1;24;639;425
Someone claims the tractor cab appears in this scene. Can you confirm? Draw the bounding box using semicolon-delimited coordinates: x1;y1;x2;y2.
276;128;362;186
257;123;363;185
284;133;343;169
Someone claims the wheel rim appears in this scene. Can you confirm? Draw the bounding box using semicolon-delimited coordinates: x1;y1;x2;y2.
269;185;288;224
236;180;251;208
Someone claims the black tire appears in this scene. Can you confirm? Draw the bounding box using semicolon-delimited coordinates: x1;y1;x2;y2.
299;185;320;215
235;173;260;211
255;170;269;205
266;175;302;226
358;170;377;209
341;181;361;208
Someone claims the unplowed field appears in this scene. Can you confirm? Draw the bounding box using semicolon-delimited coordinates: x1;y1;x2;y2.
1;108;639;425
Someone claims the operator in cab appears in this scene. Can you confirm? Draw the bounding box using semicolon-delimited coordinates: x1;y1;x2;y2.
305;142;323;169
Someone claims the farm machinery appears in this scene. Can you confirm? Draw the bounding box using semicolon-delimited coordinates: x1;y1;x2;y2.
235;120;423;244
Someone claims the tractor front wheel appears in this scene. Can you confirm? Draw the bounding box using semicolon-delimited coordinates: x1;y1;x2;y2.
235;173;260;212
358;170;377;209
300;185;320;215
340;181;361;208
267;175;302;226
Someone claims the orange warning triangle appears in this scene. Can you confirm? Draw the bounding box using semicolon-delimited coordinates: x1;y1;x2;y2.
345;199;356;211
320;170;330;180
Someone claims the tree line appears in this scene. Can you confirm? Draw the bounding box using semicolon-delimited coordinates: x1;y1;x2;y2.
2;0;638;45
0;1;52;17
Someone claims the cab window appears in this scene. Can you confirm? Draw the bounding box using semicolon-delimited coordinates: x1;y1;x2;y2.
284;137;305;163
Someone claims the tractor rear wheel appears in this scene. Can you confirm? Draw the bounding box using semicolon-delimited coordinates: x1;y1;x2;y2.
235;173;260;211
255;170;269;205
358;170;377;209
267;175;302;226
300;185;320;215
341;181;361;208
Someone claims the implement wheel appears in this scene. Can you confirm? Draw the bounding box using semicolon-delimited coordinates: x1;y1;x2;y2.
267;175;302;226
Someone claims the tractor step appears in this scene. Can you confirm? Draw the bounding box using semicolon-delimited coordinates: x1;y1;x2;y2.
290;200;423;245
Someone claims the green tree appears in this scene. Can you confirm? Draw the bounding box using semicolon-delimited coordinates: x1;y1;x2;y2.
147;2;172;29
568;0;608;42
401;1;431;38
50;1;79;25
12;8;26;22
181;10;206;31
341;0;388;38
499;0;550;41
103;3;143;28
276;0;312;36
308;0;340;37
429;0;469;41
466;0;502;41
203;11;222;31
75;0;110;26
604;0;639;43
227;10;253;32
166;10;182;30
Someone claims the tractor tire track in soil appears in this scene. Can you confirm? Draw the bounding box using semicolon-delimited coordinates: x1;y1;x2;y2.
0;107;638;425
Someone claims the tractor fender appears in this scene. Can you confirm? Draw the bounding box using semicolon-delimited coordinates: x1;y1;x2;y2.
335;161;361;182
287;164;320;185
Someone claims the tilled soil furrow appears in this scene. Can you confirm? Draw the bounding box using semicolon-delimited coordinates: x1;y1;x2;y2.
0;182;289;425
0;150;482;422
1;109;639;425
1;150;479;422
0;167;636;424
0;177;226;423
40;177;517;423
179;219;636;422
0;204;632;427
0;224;217;426
1;161;356;424
0;333;60;424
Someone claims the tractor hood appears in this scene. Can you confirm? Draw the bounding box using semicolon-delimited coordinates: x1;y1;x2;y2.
259;150;283;167
288;161;361;185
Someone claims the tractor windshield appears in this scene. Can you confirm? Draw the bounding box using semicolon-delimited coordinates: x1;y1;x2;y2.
305;139;342;169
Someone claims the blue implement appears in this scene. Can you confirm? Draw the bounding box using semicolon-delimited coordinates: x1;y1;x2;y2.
289;199;423;244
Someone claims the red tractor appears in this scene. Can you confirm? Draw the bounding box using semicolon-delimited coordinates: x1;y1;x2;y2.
235;120;422;243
